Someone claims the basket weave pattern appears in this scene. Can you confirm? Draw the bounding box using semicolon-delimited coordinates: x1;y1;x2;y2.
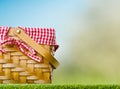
0;45;52;84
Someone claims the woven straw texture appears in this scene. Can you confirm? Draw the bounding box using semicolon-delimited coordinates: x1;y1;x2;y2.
0;45;52;84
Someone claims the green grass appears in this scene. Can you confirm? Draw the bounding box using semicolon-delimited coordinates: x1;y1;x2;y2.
0;84;120;89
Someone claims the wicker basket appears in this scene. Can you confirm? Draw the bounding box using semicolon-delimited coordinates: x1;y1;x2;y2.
0;27;59;84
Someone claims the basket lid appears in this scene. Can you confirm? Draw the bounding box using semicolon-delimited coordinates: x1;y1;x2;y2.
0;26;59;51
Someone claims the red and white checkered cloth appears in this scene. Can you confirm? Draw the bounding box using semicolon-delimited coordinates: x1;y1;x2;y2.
0;26;59;62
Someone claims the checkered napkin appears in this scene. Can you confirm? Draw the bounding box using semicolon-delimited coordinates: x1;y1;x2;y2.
0;26;59;62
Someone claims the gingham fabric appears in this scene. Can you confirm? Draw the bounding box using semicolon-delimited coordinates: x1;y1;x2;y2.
0;26;59;62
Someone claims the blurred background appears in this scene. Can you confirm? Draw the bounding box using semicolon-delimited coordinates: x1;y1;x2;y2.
1;0;120;84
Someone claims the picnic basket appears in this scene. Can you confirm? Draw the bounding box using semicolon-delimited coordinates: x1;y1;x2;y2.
0;27;59;84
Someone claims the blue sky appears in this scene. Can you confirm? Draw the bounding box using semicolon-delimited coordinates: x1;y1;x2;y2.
0;0;87;27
